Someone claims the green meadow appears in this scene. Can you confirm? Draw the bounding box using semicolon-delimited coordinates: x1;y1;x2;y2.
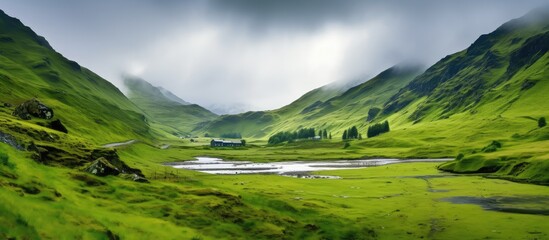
3;139;549;239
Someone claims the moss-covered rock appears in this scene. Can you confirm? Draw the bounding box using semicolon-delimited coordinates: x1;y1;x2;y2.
12;98;53;120
48;119;68;133
84;157;120;176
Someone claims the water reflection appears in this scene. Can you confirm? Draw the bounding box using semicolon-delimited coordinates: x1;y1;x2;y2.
166;157;451;175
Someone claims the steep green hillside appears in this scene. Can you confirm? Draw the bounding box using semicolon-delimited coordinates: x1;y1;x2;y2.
203;65;422;138
384;8;548;122
0;10;149;144
202;80;350;138
373;8;549;182
124;77;217;136
268;65;423;136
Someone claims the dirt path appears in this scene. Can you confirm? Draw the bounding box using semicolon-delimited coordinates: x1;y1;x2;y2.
101;139;137;148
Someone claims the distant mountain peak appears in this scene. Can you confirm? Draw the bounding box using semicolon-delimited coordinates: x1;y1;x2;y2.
157;87;191;105
123;76;191;106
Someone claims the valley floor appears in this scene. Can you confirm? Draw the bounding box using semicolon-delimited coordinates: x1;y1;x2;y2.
1;141;549;240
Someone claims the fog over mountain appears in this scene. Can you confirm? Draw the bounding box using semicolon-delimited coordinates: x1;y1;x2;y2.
0;0;545;113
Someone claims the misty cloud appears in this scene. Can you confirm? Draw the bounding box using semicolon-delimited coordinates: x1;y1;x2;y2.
0;0;546;113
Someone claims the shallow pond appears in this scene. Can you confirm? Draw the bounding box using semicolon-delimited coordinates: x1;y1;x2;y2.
442;195;549;216
166;157;451;175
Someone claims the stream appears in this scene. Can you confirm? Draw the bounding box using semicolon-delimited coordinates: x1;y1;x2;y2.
165;157;451;176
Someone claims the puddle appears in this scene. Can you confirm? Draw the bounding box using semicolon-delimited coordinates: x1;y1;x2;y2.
166;157;451;175
442;196;549;216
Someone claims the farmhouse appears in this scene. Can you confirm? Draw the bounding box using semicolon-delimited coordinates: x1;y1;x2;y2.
210;139;243;147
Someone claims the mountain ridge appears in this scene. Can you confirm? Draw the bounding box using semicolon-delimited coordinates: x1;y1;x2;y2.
123;76;217;136
0;9;151;143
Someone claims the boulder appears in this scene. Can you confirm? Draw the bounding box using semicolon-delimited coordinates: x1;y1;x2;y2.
12;98;54;120
84;157;120;176
48;119;68;133
89;149;144;176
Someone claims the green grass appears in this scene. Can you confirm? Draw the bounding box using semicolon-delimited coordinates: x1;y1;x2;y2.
186;162;549;239
3;140;549;239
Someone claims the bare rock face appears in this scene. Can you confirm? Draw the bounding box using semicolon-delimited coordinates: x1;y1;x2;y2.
12;98;54;120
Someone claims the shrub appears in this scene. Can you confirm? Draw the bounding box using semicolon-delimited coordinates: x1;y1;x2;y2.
343;142;351;149
0;152;15;169
539;117;546;128
456;153;465;160
482;140;502;153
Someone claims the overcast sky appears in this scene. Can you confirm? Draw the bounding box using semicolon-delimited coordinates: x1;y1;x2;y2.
0;0;546;114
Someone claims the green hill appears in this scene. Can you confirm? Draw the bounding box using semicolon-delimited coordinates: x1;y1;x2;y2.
124;77;217;136
202;65;422;138
0;9;149;144
383;7;549;122
201;79;351;138
372;8;549;183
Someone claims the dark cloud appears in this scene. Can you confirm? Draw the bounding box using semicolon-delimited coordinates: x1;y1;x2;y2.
0;0;546;113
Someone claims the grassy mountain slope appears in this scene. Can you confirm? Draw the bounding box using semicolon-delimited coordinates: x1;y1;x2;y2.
268;65;423;137
369;8;549;183
0;10;149;144
201;81;349;138
124;77;217;136
384;8;549;123
202;66;422;138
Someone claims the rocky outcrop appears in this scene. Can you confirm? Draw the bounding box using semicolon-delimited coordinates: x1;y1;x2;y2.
85;149;148;182
84;157;120;176
48;119;68;133
0;131;23;150
12;98;54;120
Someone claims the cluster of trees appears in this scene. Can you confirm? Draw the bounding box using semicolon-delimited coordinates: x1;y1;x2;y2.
220;132;242;139
367;121;390;138
318;129;330;139
268;131;297;144
267;120;392;144
268;127;332;144
342;126;361;140
295;128;316;139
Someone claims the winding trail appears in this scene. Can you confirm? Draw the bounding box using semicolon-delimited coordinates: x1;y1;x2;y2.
101;139;137;148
